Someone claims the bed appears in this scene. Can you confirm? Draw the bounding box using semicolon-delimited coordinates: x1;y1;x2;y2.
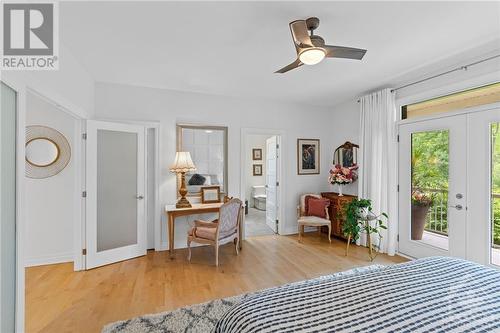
215;257;500;332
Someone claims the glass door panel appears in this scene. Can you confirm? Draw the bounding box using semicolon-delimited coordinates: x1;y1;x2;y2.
1;82;17;333
411;130;449;250
491;122;500;266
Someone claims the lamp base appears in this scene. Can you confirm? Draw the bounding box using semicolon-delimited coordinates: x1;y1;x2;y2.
176;196;192;208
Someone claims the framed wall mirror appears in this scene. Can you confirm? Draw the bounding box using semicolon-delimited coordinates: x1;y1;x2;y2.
176;124;228;198
333;141;359;168
25;125;71;179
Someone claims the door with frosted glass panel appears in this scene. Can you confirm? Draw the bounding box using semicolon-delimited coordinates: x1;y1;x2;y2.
1;82;17;332
85;120;146;269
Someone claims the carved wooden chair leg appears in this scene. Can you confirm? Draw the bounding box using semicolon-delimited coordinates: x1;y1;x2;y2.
327;225;332;243
346;234;351;256
235;237;239;255
187;239;192;261
298;224;303;243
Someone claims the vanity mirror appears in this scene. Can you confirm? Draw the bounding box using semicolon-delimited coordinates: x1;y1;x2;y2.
333;141;359;168
176;124;228;198
25;125;71;179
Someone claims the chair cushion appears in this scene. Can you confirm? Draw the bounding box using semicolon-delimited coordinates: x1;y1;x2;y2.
307;198;330;218
298;216;331;226
188;226;217;240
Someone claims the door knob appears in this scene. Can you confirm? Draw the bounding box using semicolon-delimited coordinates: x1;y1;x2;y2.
136;195;144;200
449;204;463;210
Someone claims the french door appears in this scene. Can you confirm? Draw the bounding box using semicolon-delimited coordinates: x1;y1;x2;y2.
265;136;280;233
85;120;146;269
399;105;500;267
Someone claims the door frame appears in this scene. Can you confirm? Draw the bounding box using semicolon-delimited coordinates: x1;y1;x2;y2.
397;101;500;262
240;128;286;237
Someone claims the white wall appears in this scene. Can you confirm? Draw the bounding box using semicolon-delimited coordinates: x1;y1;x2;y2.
24;92;78;266
328;100;360;196
244;134;270;207
95;82;334;248
1;44;95;119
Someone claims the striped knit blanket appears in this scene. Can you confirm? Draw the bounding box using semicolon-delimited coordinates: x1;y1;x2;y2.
215;257;500;332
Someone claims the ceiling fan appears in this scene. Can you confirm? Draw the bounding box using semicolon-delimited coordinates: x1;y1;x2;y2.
275;17;367;73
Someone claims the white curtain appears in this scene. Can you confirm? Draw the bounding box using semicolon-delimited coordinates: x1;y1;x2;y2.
358;88;398;255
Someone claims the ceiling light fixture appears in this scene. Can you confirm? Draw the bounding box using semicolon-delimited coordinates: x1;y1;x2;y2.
298;47;325;65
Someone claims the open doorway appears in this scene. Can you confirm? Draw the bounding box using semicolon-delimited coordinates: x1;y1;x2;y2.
242;132;282;237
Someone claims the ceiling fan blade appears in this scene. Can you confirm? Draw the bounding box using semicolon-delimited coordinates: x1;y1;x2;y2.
289;20;313;49
323;45;367;60
275;59;303;74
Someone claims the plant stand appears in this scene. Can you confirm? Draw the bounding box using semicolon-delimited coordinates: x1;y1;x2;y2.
344;222;379;261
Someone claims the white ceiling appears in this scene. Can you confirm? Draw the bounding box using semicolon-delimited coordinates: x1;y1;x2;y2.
60;1;500;107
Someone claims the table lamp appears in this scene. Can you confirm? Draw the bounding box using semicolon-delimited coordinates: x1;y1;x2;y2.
170;152;196;208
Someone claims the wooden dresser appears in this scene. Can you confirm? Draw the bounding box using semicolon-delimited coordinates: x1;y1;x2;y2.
321;192;356;239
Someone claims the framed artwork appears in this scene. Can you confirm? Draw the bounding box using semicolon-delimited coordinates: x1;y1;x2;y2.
253;164;263;176
252;148;262;160
297;138;320;175
201;186;221;204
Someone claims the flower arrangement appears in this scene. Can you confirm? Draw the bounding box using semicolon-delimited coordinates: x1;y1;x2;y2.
328;164;358;185
411;190;433;206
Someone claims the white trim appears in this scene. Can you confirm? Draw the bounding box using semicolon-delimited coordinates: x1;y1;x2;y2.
240;128;286;237
24;253;74;267
395;251;416;261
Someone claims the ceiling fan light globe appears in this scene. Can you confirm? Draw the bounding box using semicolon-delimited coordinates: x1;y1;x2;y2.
299;48;325;65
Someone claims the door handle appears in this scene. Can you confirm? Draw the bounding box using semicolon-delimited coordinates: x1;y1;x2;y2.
449;204;463;210
136;195;144;200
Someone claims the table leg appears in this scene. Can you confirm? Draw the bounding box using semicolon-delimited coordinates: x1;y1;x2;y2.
168;214;175;259
239;208;244;250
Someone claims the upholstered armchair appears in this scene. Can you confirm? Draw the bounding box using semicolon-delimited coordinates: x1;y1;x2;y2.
297;194;331;243
187;198;243;266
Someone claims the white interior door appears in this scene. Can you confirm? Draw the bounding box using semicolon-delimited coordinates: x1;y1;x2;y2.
85;120;146;269
399;115;467;259
265;136;279;233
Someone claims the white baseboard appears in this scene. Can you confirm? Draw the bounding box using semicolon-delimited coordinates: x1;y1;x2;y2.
24;252;74;267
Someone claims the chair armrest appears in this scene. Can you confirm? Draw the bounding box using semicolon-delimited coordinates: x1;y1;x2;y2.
194;220;218;228
297;205;302;218
325;205;330;220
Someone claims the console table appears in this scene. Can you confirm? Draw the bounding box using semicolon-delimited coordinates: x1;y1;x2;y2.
321;192;356;239
165;203;244;258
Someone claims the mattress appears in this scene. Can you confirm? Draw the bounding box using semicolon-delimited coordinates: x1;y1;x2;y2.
215;257;500;332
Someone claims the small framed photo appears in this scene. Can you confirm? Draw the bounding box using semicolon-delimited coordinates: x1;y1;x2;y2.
201;186;221;204
252;148;262;160
297;138;320;175
253;164;263;176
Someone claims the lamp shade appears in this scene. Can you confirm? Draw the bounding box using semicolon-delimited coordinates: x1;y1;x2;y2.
170;152;196;173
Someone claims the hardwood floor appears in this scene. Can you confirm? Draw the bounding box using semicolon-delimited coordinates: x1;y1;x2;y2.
26;234;407;333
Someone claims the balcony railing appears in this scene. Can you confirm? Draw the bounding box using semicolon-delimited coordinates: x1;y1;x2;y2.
414;188;500;247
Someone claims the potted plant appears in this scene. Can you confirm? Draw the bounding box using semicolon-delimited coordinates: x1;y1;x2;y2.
328;164;358;196
342;198;388;261
411;190;433;240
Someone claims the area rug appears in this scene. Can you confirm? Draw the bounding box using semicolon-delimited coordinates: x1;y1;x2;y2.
102;265;384;333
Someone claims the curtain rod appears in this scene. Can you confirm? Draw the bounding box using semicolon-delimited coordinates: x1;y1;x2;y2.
356;54;500;103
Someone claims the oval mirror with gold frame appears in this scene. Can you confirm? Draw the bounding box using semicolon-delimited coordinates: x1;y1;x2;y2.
25;126;71;179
